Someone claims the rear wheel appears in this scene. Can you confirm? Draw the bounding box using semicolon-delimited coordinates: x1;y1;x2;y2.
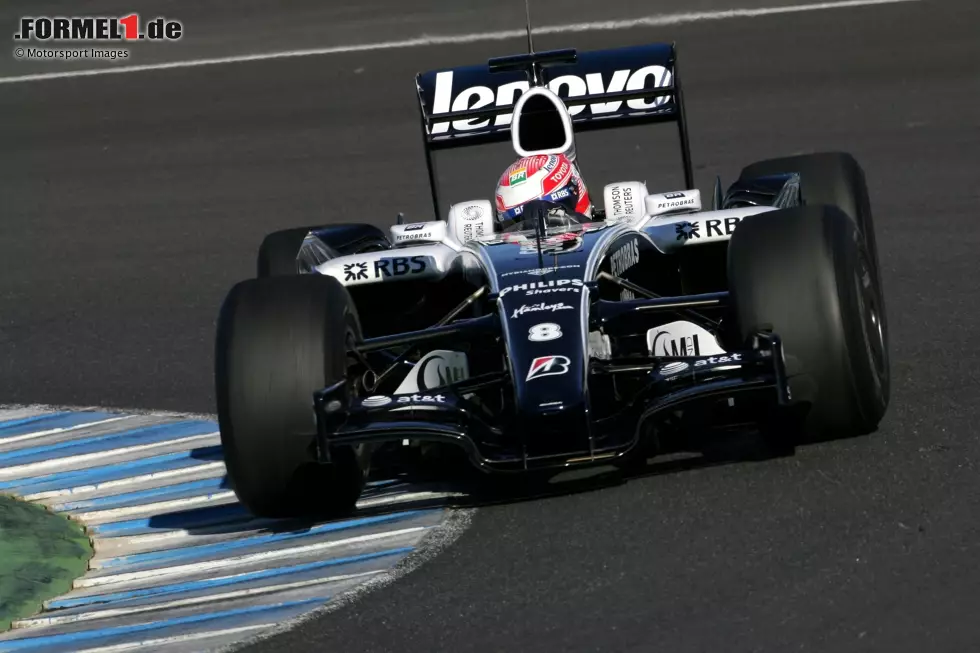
215;275;365;518
727;205;889;446
738;151;882;286
257;224;393;278
257;227;320;277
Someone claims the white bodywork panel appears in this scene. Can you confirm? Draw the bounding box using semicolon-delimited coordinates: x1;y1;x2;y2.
645;189;702;216
646;320;727;357
446;199;495;245
315;243;457;287
394;349;470;394
602;183;704;222
313;203;779;285
639;205;775;253
597;181;776;253
311;181;781;286
602;181;648;222
392;349;472;412
389;220;449;245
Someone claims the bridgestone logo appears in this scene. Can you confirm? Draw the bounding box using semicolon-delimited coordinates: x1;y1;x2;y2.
430;66;673;134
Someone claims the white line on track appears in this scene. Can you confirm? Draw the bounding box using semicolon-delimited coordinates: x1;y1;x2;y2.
90;518;283;555
15;571;383;629
0;432;219;480
0;415;137;446
74;526;429;588
0;0;918;85
71;490;238;523
356;490;466;509
67;624;271;653
22;461;227;502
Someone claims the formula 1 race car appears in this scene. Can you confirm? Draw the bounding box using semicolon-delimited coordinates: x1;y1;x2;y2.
215;42;890;518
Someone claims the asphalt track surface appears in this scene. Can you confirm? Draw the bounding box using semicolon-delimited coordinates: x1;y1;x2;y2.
0;0;865;77
2;0;979;651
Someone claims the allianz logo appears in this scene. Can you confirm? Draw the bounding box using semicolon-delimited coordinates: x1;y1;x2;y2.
429;66;673;134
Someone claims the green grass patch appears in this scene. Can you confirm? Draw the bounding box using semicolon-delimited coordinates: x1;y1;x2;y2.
0;495;92;631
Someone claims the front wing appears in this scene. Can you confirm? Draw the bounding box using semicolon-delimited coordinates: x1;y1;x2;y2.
311;317;790;473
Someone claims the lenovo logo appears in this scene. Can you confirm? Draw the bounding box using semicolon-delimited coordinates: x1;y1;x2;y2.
430;66;673;134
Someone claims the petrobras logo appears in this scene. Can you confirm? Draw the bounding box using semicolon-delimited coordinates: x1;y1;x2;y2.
429;66;673;134
609;238;639;277
391;220;447;245
657;198;696;209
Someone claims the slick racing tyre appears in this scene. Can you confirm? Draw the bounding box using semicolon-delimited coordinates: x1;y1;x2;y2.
215;274;365;518
739;151;889;401
738;151;881;286
728;205;889;444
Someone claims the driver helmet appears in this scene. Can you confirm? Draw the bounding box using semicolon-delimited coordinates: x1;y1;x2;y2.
494;154;592;224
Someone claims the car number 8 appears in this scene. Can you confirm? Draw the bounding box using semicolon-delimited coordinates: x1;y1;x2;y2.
528;323;562;342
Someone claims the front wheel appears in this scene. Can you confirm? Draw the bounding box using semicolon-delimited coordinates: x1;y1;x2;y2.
215;275;366;518
728;205;889;444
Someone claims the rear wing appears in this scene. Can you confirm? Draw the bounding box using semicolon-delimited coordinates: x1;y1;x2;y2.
415;42;694;219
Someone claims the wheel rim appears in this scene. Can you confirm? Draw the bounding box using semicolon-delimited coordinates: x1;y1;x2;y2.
853;245;888;402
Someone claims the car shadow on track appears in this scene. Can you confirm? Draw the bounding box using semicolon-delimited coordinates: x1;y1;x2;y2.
357;428;798;512
133;429;799;538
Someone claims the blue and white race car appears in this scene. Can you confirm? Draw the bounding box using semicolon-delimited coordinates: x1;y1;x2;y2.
214;42;889;518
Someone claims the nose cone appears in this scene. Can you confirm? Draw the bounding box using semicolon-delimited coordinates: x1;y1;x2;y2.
499;284;593;460
514;401;592;461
